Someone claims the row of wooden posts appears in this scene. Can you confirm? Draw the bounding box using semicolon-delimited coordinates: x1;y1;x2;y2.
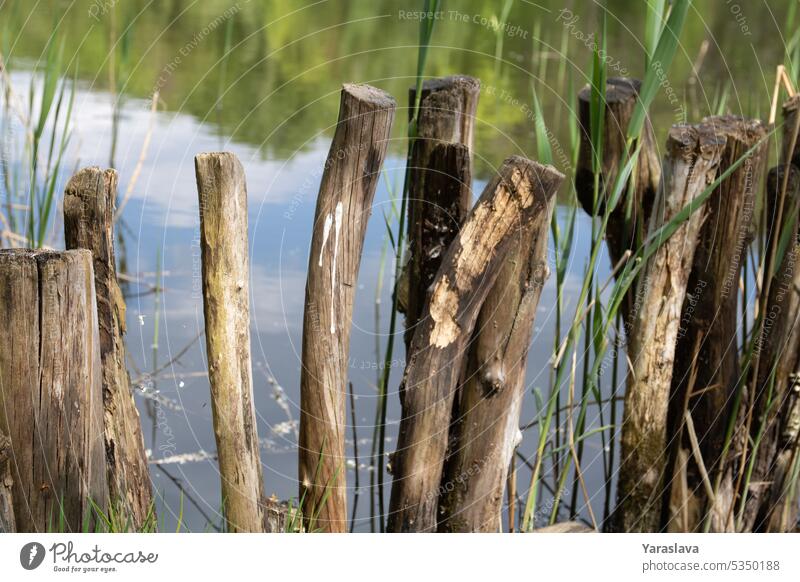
0;74;799;533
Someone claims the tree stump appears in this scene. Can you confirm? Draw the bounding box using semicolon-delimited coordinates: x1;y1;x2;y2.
0;249;107;532
64;167;153;528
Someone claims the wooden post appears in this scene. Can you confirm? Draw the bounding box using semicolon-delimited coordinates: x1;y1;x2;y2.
614;125;726;532
665;116;767;532
740;165;800;531
437;192;555;532
403;76;479;351
388;157;563;532
299;84;396;532
575;77;661;323
0;249;107;532
63;167;153;528
195;152;265;532
780;95;800;166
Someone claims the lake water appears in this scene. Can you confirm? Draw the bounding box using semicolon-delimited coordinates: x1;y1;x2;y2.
1;0;792;531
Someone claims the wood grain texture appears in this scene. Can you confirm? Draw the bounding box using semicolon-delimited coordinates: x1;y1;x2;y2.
437;194;555;532
63;167;152;528
299;84;396;532
665;116;767;532
195;152;265;532
0;431;15;532
403;76;479;351
614;124;725;532
388;156;563;532
0;249;107;532
576;78;661;323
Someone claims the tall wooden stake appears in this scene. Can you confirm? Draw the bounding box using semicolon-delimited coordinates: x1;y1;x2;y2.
437;193;555;532
64;167;153;528
614;124;725;532
666;117;767;531
195;152;265;532
299;84;396;532
388;157;563;532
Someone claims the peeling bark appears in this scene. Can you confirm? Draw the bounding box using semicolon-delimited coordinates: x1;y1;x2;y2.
403;76;479;351
614;124;725;532
388;157;563;532
437;194;555;532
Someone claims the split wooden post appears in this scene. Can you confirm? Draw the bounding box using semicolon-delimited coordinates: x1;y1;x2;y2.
63;167;153;527
195;152;265;532
388;157;563;532
614;125;726;532
740;165;800;531
299;84;395;532
403;75;480;350
575;77;661;323
665;117;767;531
437;192;555;532
0;249;107;532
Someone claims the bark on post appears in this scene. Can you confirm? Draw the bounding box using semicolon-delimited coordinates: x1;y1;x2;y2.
195;152;265;532
0;431;15;532
740;165;800;531
614;125;726;532
63;167;153;528
403;76;479;350
299;84;396;532
388;157;564;532
0;249;107;532
575;77;661;323
437;193;555;532
666;116;767;532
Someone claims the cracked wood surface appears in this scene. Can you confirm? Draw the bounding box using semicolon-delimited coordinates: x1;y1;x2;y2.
64;167;153;528
388;156;563;532
0;249;107;532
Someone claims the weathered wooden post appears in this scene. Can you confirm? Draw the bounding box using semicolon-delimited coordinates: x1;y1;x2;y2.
741;165;800;532
0;249;108;532
666;116;767;532
575;77;661;323
299;84;396;532
437;192;555;532
403;75;480;350
614;125;726;532
63;167;153;528
195;152;265;532
388;156;563;532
